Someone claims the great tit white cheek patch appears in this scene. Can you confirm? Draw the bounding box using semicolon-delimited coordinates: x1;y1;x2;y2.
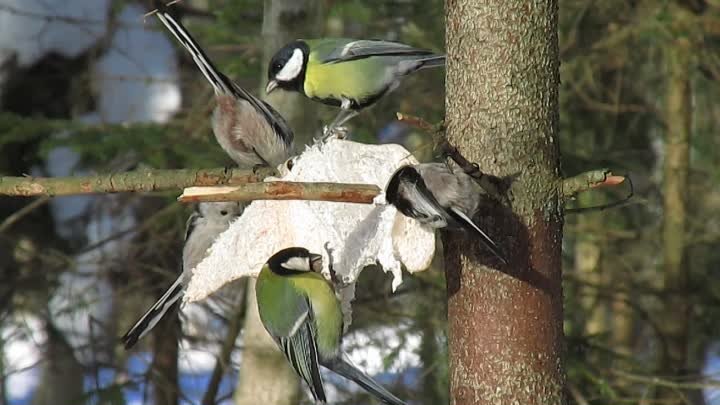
184;139;436;329
276;48;304;81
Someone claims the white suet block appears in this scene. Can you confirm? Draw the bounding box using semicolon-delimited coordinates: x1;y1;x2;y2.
184;139;436;327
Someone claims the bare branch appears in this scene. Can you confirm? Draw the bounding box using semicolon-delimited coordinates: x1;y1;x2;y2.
0;167;276;197
397;112;509;204
561;169;626;199
178;182;381;204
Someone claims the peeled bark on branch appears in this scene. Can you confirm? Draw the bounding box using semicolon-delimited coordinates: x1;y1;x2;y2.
561;169;626;199
178;183;380;204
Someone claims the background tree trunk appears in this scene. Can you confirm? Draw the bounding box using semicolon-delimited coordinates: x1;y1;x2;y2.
444;2;565;405
657;8;694;403
233;1;326;404
151;315;179;405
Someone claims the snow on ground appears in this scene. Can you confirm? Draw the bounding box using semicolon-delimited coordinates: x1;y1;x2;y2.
343;324;422;375
704;343;720;405
2;315;45;402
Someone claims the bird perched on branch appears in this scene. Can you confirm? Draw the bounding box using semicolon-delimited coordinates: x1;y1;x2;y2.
153;1;293;168
385;163;508;264
255;247;406;405
265;38;445;138
121;202;244;349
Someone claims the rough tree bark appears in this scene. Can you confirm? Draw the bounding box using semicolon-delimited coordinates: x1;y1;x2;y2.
444;2;565;405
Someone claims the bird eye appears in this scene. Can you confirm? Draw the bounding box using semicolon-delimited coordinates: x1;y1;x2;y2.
220;210;228;216
274;63;282;70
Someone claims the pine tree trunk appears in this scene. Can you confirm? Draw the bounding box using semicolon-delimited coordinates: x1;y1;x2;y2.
444;2;565;404
657;9;693;403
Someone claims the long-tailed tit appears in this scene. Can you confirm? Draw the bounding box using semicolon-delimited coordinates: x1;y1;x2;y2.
154;1;294;168
121;201;244;349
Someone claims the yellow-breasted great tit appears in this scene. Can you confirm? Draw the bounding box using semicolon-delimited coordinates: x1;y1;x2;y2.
256;247;406;405
385;163;508;264
265;38;445;137
154;1;293;168
121;202;244;349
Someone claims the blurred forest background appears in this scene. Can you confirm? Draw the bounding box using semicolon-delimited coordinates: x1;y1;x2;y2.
0;0;718;405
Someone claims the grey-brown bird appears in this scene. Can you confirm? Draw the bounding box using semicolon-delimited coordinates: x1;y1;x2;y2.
154;1;293;167
121;202;244;349
385;163;508;264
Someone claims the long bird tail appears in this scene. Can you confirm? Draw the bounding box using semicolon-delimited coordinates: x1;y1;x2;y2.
449;207;509;265
416;54;446;70
153;0;234;96
121;275;184;349
323;356;407;405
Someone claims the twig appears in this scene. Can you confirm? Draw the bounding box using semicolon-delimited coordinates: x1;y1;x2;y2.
178;182;380;204
561;169;626;199
396;112;508;203
567;383;591;405
609;369;720;390
565;175;635;214
201;283;246;405
0;197;50;234
0;167;276;197
143;0;184;20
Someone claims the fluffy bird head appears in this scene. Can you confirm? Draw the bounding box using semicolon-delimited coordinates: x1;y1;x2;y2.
266;40;309;94
267;247;323;275
198;202;244;223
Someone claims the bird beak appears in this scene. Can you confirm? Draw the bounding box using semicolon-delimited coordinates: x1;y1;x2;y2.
266;80;279;94
309;253;323;272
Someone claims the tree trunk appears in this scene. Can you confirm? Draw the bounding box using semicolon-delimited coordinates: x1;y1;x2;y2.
444;2;565;405
233;279;301;405
657;13;693;404
31;322;84;405
151;313;180;405
233;1;325;404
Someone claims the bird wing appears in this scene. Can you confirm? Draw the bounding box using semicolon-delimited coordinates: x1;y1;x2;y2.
183;210;201;242
399;176;449;228
228;82;294;149
269;296;326;402
154;2;293;149
313;39;435;64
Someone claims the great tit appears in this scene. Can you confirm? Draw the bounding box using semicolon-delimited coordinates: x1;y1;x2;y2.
154;1;293;167
121;202;244;349
256;247;406;405
385;163;508;264
265;38;445;137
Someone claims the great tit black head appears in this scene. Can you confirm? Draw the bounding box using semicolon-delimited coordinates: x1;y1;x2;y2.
266;40;310;94
268;247;323;274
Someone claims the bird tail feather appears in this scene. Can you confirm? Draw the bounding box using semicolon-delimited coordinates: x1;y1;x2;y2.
121;275;184;349
449;207;509;264
153;1;234;95
417;55;446;69
323;356;406;405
